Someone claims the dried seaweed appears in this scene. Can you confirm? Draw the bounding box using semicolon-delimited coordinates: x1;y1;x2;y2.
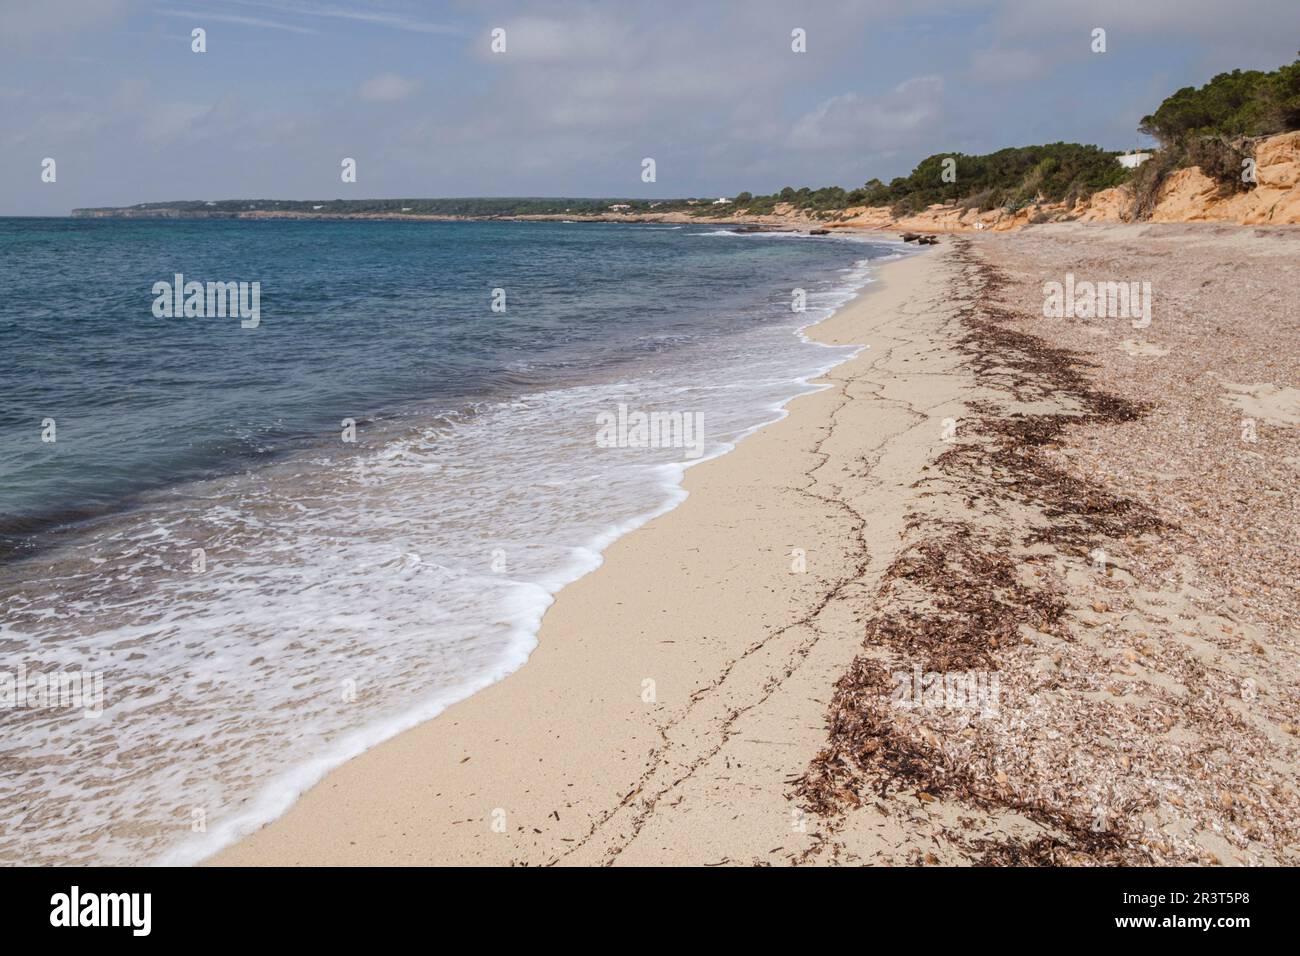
795;238;1168;864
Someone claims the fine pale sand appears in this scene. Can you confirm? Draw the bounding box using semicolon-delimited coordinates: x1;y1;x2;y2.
215;225;1299;866
214;244;960;865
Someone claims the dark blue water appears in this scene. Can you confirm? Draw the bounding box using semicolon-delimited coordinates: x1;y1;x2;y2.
0;216;904;865
0;218;868;549
2;222;915;868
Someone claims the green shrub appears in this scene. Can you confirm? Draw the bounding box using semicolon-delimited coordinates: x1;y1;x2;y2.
1139;55;1300;143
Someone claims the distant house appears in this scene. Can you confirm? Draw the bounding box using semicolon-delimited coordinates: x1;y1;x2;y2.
608;203;631;211
1117;152;1153;169
312;204;325;210
712;197;731;205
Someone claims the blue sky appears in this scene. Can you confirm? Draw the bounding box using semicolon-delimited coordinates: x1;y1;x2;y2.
2;0;1297;215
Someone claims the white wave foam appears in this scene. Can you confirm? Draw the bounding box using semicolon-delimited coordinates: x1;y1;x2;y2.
0;246;891;867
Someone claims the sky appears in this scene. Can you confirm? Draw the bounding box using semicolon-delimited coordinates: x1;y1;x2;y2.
1;0;1297;215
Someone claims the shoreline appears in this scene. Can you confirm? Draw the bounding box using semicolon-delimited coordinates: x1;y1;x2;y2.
214;223;1299;866
127;231;908;866
210;243;955;865
2;219;901;867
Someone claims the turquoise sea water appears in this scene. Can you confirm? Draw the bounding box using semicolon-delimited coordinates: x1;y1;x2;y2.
0;217;902;863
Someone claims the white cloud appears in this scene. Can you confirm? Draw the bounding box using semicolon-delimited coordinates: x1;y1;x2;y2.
4;0;1299;216
158;9;318;35
988;0;1300;45
482;16;631;61
788;76;946;151
970;48;1046;84
358;73;419;102
141;99;213;143
236;1;464;36
0;0;125;46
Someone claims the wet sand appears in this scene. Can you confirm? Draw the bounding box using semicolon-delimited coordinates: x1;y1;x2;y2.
215;224;1299;865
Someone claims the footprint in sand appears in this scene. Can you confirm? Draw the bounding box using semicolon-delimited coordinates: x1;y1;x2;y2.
1118;339;1170;358
1218;381;1300;427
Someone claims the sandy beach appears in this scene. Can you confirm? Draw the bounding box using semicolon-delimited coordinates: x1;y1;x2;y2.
213;224;1299;867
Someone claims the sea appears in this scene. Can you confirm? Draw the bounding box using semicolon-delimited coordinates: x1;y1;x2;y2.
0;216;904;864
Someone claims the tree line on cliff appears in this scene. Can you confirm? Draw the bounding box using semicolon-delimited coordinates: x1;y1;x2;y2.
737;54;1300;220
1124;54;1300;217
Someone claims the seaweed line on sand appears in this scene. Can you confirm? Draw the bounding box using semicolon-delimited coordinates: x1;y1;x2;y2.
794;237;1170;865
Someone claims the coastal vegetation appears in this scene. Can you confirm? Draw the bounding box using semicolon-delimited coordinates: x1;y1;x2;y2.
1139;55;1300;143
740;56;1299;220
1129;54;1300;211
737;143;1130;217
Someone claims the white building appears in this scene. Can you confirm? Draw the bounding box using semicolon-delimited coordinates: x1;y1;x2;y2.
1117;152;1153;169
